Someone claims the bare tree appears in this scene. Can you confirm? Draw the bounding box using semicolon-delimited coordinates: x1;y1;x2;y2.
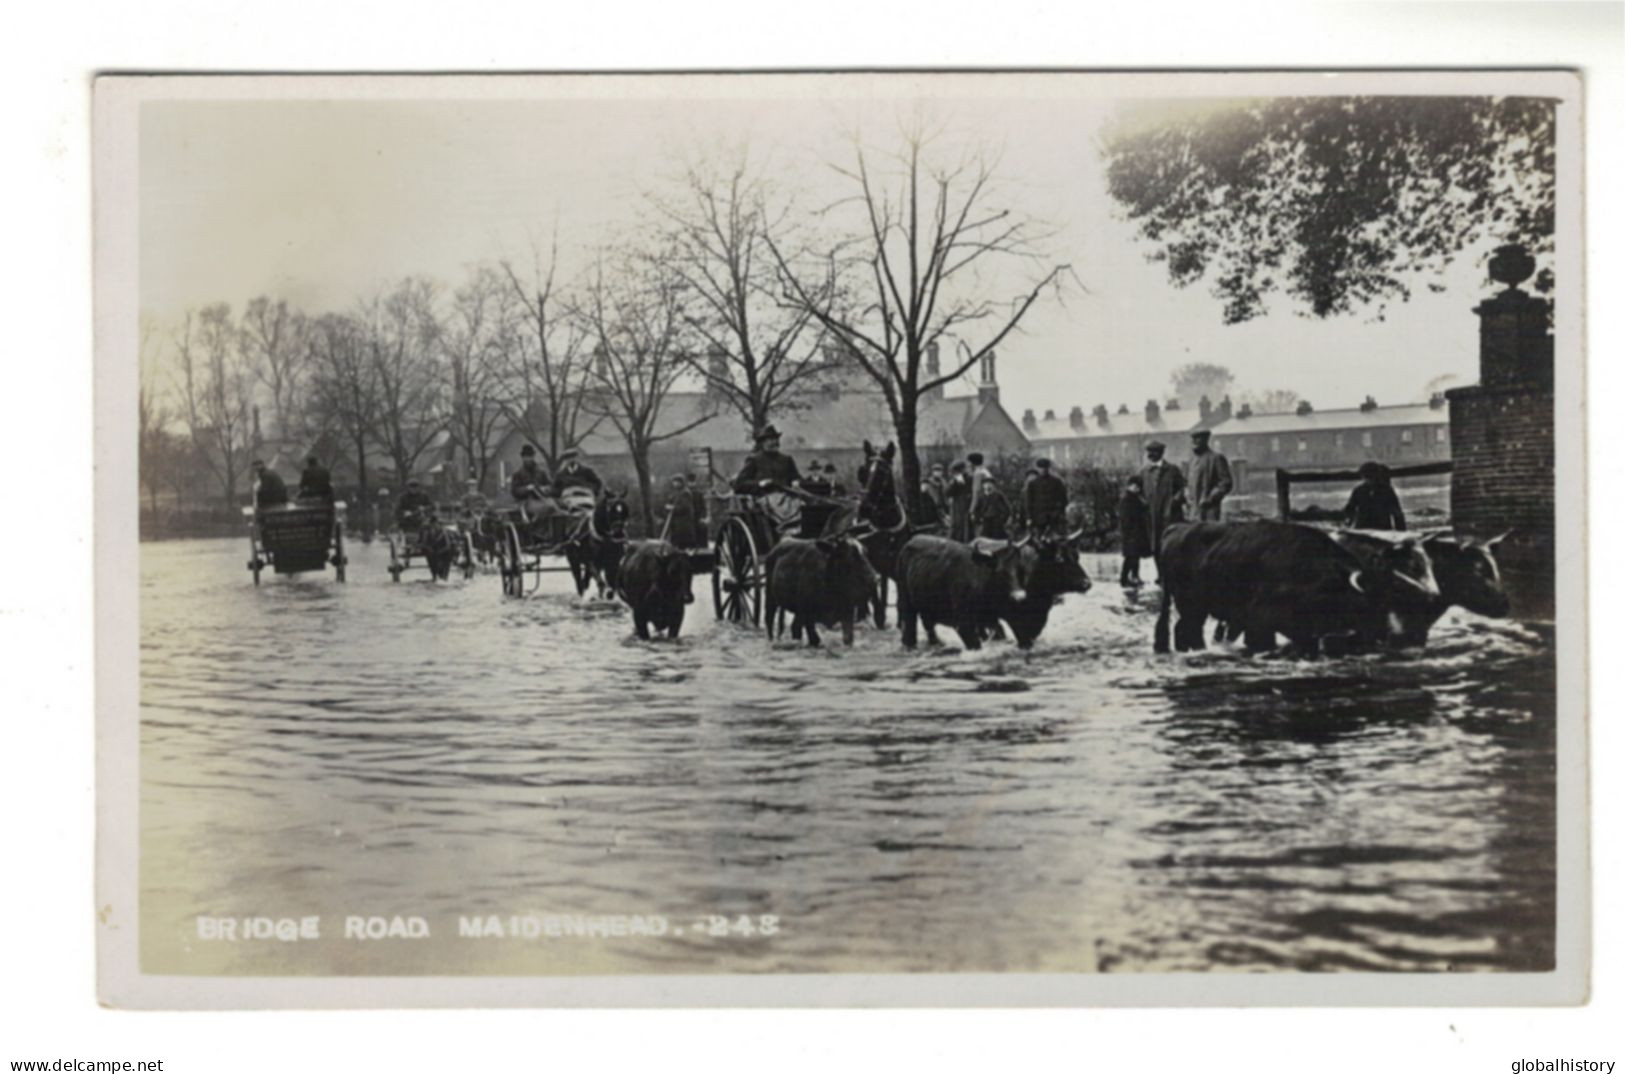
138;314;174;517
497;240;603;471
241;296;310;443
770;122;1072;517
442;266;510;491
649;152;836;432
306;311;381;509
360;278;447;488
173;303;256;506
577;247;714;533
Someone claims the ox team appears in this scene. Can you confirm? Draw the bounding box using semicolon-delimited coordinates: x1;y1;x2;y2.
289;419;1509;655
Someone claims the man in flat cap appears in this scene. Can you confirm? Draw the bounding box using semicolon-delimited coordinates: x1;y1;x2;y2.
1186;428;1233;522
1138;439;1187;562
252;459;288;511
1022;457;1070;538
510;444;554;524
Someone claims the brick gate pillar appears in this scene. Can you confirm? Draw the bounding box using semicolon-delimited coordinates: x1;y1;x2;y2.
1445;244;1556;619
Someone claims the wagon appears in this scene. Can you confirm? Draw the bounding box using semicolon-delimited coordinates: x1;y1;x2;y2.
244;499;347;585
491;505;597;598
709;491;814;626
386;509;476;583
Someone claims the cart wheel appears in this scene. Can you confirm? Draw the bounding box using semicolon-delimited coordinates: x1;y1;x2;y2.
332;521;347;584
387;536;403;582
500;523;525;598
712;517;762;626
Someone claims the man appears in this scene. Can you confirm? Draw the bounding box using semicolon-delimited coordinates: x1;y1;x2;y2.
550;447;604;503
966;451;993;520
921;463;948;527
298;454;334;502
1023;457;1069;537
509;445;552;522
1344;461;1407;530
821;461;846;498
395;479;435;531
1186;429;1233;521
945;460;974;542
974;475;1012;540
1138;440;1187;559
459;478;489;520
663;475;705;549
252;459;288;510
731;424;802;494
800;459;833;498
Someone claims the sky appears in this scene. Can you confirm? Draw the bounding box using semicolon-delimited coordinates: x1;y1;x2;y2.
138;77;1534;420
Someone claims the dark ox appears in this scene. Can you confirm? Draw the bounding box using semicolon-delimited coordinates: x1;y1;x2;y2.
615;540;693;641
567;495;631;599
1333;529;1511;646
1154;520;1441;655
764;535;880;647
895;534;1092;651
418;519;458;581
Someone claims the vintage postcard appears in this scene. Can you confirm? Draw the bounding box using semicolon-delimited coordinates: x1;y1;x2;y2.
95;70;1587;1007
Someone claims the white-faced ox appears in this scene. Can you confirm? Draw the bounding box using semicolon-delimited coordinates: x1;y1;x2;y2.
1154;520;1442;655
615;540;693;641
895;533;1092;651
764;534;880;647
1331;528;1512;646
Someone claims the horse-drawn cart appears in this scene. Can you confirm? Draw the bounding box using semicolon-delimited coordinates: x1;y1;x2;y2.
244;500;347;585
387;510;476;583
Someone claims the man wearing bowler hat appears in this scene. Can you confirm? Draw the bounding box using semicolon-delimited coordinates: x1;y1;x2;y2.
1138;439;1187;561
1186;428;1233;522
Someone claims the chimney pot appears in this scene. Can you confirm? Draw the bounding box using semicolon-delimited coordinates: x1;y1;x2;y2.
1069;406;1085;430
1117;403;1130;416
1021;408;1038;433
1360;394;1378;413
1296;400;1314;416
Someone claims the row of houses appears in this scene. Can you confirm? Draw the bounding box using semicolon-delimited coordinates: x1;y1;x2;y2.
174;348;1452;509
1022;393;1451;490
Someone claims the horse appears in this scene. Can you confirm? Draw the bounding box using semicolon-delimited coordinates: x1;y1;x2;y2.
565;493;630;600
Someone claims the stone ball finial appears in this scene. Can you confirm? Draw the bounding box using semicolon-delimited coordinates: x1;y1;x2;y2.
1488;243;1536;288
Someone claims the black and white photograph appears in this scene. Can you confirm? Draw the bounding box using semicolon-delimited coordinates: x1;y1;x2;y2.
93;68;1586;1007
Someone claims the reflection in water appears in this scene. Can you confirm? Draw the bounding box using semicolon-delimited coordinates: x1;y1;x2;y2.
139;540;1555;975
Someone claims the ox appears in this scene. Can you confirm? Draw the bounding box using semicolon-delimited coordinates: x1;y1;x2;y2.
895;534;1092;651
764;534;880;647
1333;528;1512;646
1153;520;1441;655
615;540;693;641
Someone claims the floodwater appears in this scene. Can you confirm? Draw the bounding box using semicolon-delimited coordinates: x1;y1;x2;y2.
139;537;1556;975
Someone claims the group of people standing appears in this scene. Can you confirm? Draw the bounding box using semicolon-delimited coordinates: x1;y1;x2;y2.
1117;429;1234;586
915;452;1071;542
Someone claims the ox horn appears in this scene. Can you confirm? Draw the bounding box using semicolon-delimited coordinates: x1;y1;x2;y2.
1348;570;1367;594
1065;527;1085;544
1486;529;1513;547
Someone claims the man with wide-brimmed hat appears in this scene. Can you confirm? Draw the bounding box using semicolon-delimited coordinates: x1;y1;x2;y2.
1186;428;1233;521
395;477;435;531
731;423;802;494
1343;460;1407;531
1138;439;1187;559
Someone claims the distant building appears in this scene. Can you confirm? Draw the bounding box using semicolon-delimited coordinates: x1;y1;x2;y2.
1025;392;1451;490
488;343;1029;495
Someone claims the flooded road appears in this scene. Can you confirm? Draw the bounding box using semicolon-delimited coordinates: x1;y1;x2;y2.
139;537;1555;975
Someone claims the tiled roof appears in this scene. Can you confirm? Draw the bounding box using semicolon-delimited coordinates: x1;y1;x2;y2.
1027;402;1447;443
1215;403;1447;436
1027;406;1209;443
